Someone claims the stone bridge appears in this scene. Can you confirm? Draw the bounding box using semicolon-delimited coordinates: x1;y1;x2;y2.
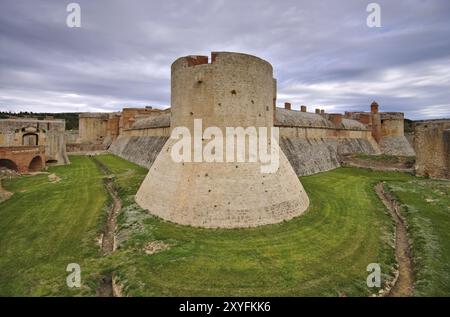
0;146;45;173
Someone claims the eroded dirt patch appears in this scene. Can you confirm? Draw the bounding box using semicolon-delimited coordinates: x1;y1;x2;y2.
375;182;414;297
143;240;171;255
48;173;61;183
342;155;414;173
0;179;13;203
91;156;122;297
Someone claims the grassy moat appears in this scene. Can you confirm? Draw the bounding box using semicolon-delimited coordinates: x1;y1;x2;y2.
0;155;449;296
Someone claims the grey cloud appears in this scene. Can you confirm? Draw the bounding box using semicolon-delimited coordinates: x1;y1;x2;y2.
0;0;449;119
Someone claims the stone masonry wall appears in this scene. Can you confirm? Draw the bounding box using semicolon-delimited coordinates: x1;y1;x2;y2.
78;113;109;144
136;52;310;228
0;119;69;165
414;120;450;179
280;137;378;176
108;135;168;169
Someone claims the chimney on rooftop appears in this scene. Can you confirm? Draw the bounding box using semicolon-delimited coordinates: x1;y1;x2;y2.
329;113;343;126
371;101;379;114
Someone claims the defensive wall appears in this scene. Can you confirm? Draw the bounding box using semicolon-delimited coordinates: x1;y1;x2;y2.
108;101;410;176
414;119;450;179
135;52;310;228
0;118;69;172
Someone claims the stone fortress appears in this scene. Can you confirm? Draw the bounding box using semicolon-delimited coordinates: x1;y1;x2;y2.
1;51;449;227
414;119;450;179
85;54;415;178
105;99;414;176
0;118;69;173
68;52;421;228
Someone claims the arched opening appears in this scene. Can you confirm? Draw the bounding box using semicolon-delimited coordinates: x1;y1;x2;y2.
0;159;19;172
22;133;39;146
28;156;43;172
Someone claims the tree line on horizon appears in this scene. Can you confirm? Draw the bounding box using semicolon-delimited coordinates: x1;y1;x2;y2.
0;111;79;130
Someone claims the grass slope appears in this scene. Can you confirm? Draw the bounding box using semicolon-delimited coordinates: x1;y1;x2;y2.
386;179;450;296
93;154;147;207
353;153;415;165
96;157;412;296
0;156;107;296
2;153;448;297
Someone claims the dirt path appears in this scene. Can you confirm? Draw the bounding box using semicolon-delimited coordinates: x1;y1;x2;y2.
344;160;413;173
91;156;122;297
100;179;121;254
375;182;414;297
0;178;13;203
342;157;414;173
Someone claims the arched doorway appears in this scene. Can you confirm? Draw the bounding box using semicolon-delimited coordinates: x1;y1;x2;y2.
22;133;39;146
0;159;19;172
28;156;43;172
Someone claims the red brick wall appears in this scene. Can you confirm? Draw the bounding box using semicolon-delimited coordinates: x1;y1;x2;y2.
0;146;45;173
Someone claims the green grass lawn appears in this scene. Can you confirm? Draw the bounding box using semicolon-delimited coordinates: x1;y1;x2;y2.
0;156;108;296
99;158;413;296
353;153;415;166
93;154;147;207
1;153;449;296
385;179;450;296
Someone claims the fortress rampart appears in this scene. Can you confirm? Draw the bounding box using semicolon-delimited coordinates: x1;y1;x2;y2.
0;118;69;172
345;103;414;157
108;100;411;176
135;52;310;228
65;52;415;180
78;113;109;144
68;108;168;152
0;145;45;173
414;119;450;179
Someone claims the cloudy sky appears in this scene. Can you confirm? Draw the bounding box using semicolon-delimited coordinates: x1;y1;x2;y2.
1;0;449;119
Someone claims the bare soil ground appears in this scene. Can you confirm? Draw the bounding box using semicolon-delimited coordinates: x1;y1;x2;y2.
91;156;122;297
0;178;13;203
375;182;414;297
342;154;414;173
101;179;121;255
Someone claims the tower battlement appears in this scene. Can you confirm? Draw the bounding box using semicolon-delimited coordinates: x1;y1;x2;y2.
135;52;309;228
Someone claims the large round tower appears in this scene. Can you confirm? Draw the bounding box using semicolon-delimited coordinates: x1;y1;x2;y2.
136;52;309;228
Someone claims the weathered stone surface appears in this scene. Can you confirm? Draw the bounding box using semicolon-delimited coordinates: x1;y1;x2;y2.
275;108;334;128
136;139;309;228
136;52;310;228
380;136;415;156
0;146;45;173
0;118;68;167
78;113;109;144
338;138;379;156
131;113;170;129
280;137;340;176
108;136;168;169
414;120;450;179
280;137;378;176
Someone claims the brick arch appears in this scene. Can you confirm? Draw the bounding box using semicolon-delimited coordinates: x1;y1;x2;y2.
0;159;19;172
0;146;46;173
28;155;43;172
